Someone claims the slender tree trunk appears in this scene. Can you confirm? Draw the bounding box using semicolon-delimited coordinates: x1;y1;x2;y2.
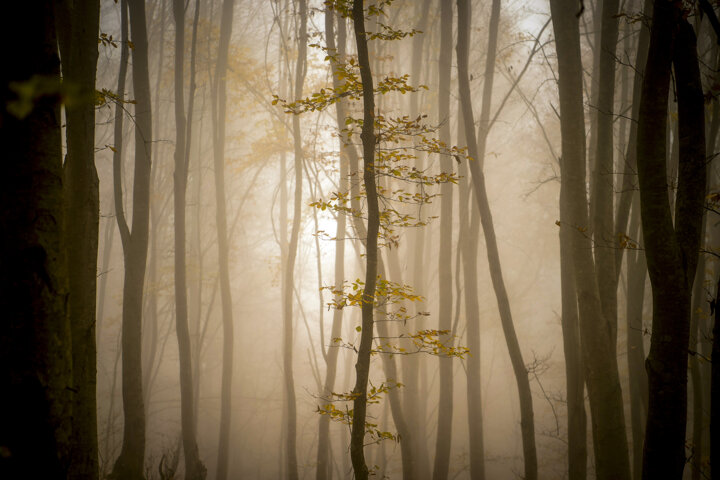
282;2;306;478
0;5;69;477
317;8;348;480
433;2;454;478
212;0;236;477
405;4;432;476
626;197;648;480
456;1;537;478
349;1;380;478
457;102;486;480
172;0;206;477
57;1;101;476
637;3;706;477
112;0;154;476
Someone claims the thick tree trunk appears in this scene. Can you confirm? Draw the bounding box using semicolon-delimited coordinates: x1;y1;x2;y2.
637;3;706;477
349;1;379;478
112;0;154;477
591;0;620;349
0;5;70;477
172;0;205;477
212;0;236;478
433;1;454;478
456;1;537;478
57;0;101;477
549;1;631;479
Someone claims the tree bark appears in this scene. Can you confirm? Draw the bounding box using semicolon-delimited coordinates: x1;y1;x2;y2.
111;0;154;477
56;0;101;477
637;3;706;476
349;1;379;478
0;4;70;477
549;1;631;478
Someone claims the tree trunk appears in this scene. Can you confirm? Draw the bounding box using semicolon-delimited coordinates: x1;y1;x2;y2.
456;1;537;478
591;0;620;350
282;2;306;478
349;1;380;478
0;5;70;477
549;2;632;478
111;0;154;477
57;0;101;477
212;0;236;477
433;1;454;478
458;104;486;480
626;197;648;480
317;8;348;480
636;3;706;477
172;0;206;477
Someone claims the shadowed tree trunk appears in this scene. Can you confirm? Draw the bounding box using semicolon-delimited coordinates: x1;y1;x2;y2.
349;0;380;478
211;0;236;477
0;4;70;477
56;0;101;477
550;2;631;478
637;3;706;476
456;0;537;478
111;0;154;477
172;0;206;477
433;1;454;478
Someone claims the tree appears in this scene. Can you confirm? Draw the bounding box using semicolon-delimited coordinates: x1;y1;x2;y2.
0;3;70;477
111;0;154;477
456;0;537;478
172;0;206;477
348;0;380;477
433;1;454;479
56;0;101;477
211;0;236;477
636;1;706;477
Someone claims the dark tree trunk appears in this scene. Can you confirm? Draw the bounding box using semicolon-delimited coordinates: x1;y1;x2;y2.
0;4;70;477
636;2;706;477
56;0;101;477
111;0;154;477
349;1;380;478
550;2;631;478
591;0;620;350
456;1;537;478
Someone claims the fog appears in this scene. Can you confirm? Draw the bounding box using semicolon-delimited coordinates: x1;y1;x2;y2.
2;0;716;479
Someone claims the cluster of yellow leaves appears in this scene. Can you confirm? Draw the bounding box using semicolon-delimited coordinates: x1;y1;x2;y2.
316;380;403;443
322;276;423;309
